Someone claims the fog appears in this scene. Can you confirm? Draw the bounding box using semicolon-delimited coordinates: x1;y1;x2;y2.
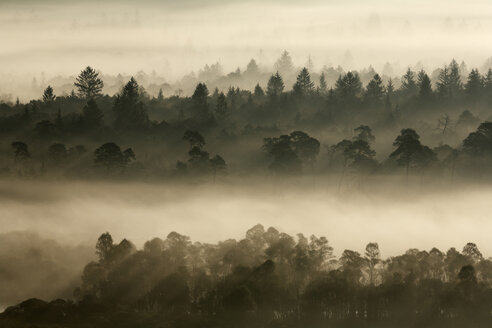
2;0;492;323
1;178;491;310
2;0;492;100
1;178;490;256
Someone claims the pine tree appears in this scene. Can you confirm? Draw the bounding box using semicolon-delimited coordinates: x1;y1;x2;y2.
318;72;327;94
74;66;104;99
335;71;362;105
436;60;463;100
254;84;265;97
400;68;418;97
484;69;492;92
465;69;483;99
215;92;228;120
384;79;395;111
266;72;285;97
246;59;259;74
417;70;433;101
157;88;164;101
42;85;56;103
293;67;315;96
274;50;294;76
113;77;149;131
192;83;209;110
436;66;450;98
364;74;385;105
448;59;463;98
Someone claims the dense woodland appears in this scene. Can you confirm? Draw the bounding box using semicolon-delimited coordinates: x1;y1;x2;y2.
2;53;492;184
1;225;492;327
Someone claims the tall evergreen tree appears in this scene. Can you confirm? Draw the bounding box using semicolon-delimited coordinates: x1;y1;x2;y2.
113;77;149;131
74;66;104;99
254;84;265;97
274;50;294;76
266;72;285;98
437;60;463;100
484;69;492;92
364;74;385;106
157;88;164;101
318;72;327;94
417;70;433;101
192;83;209;112
293;67;315;96
245;59;259;74
465;69;484;99
400;68;418;97
42;85;56;103
335;72;362;106
215;92;228;121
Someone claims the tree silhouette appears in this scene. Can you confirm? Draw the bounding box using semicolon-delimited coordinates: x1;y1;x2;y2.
215;92;228;121
94;142;135;174
157;88;164;101
266;72;284;98
74;66;104;99
192;83;209;114
42;85;56;103
113;77;149;131
188;146;210;172
11;141;30;163
263;131;319;175
463;122;492;156
353;125;375;144
465;69;484;101
95;232;114;263
274;50;294;76
183;130;205;150
5;225;492;327
293;67;315;96
246;58;259;72
335;71;362;106
400;68;418;98
82;99;104;128
390;128;436;181
263;135;301;174
364;74;385;106
437;59;463;100
365;242;381;285
254;84;265;97
318;72;327;94
462;243;483;263
417;70;433;102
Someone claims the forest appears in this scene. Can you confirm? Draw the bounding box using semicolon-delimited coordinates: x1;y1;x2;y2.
1;53;492;187
1;225;491;327
2;53;492;327
3;0;492;326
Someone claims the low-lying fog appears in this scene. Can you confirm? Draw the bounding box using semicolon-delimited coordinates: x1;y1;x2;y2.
1;178;490;255
2;0;492;100
0;178;491;309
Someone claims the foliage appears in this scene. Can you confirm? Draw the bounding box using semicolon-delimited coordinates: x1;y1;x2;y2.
3;226;492;328
74;66;104;99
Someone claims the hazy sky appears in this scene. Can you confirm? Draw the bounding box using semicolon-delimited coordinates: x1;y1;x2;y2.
1;0;492;81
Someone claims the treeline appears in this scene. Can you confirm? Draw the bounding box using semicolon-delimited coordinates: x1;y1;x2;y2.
6;118;492;185
1;60;492;181
2;225;492;327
